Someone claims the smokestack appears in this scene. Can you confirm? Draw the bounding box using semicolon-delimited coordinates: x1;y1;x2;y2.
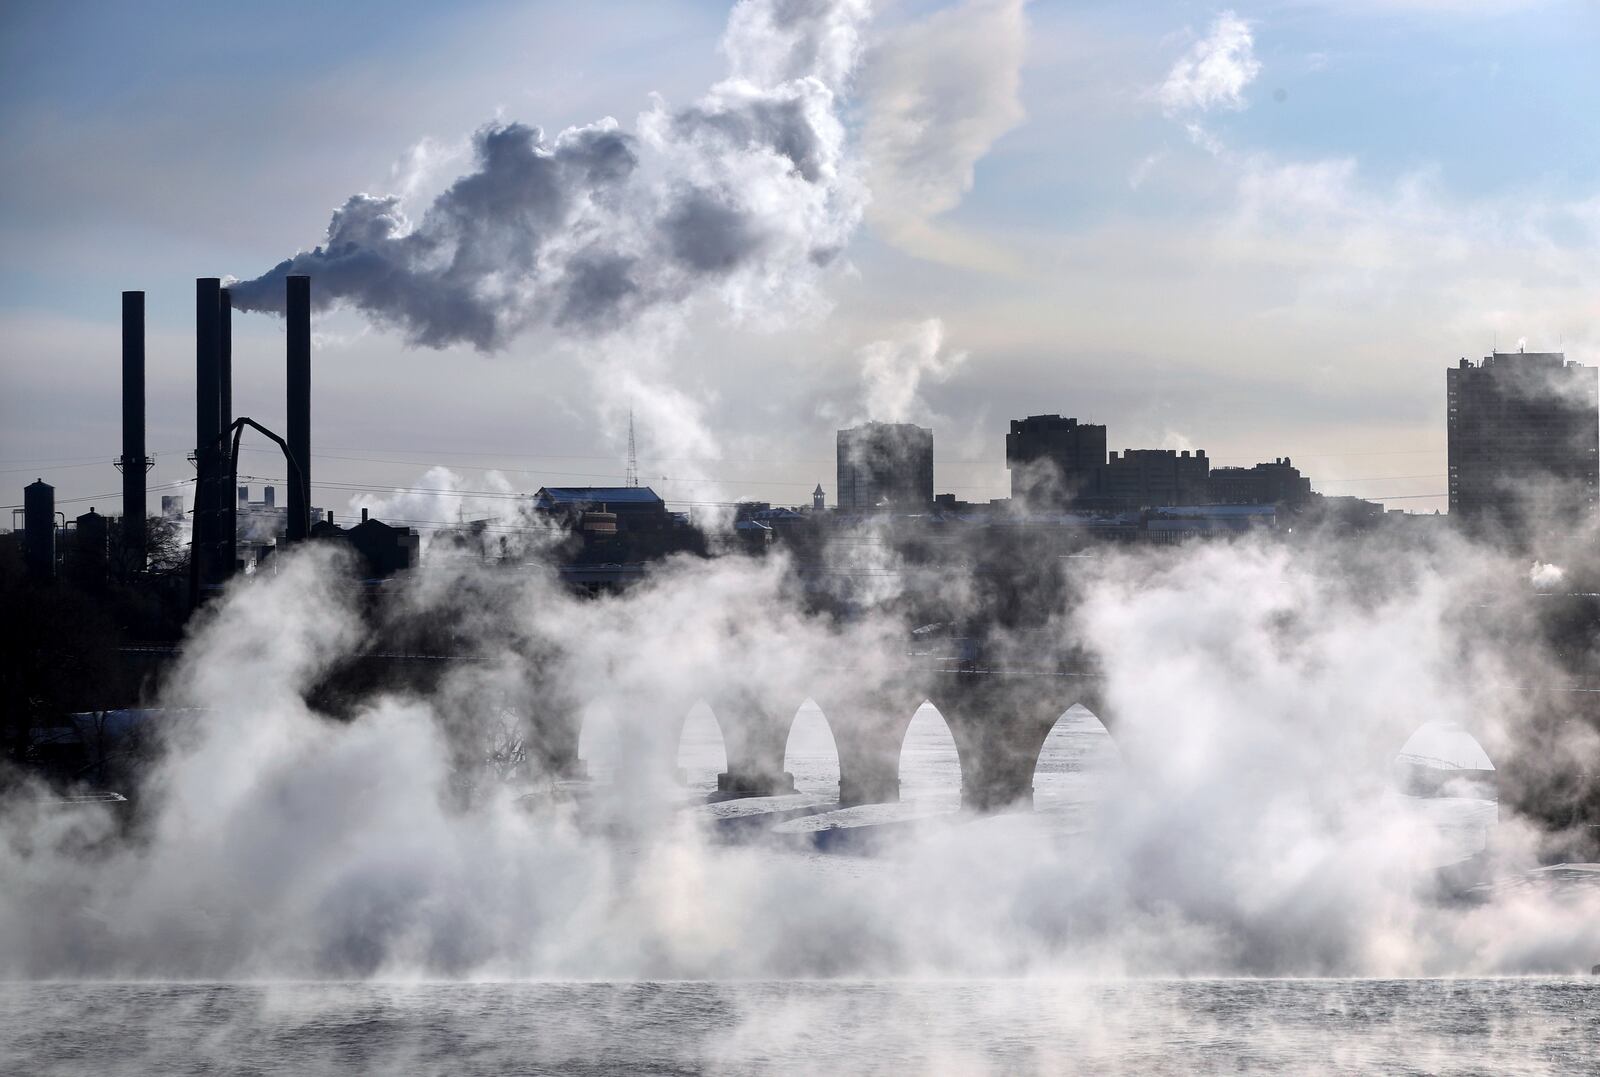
195;277;223;587
219;288;233;437
286;275;311;542
120;290;147;570
221;287;236;576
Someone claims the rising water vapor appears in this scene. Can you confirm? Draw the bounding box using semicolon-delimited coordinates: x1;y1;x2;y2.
227;0;868;350
1;511;1597;980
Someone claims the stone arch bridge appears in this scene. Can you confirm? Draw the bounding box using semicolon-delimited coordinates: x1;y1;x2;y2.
532;666;1116;812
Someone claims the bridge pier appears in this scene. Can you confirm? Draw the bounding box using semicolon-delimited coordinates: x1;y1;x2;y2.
709;691;797;797
814;682;929;807
931;672;1108;813
511;665;589;780
524;703;585;779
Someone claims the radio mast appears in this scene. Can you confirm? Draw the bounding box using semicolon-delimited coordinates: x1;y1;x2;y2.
626;410;639;488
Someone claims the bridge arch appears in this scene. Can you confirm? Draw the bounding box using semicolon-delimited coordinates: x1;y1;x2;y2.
574;690;704;788
677;700;729;795
1394;718;1497;800
784;698;841;798
897;702;965;810
808;683;931;806
1031;703;1123;813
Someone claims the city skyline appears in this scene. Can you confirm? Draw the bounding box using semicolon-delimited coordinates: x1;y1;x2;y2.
4;1;1598;520
5;3;1600;1056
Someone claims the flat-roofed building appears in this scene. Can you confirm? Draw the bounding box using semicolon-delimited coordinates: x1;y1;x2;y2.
836;422;934;510
1447;350;1599;530
1005;414;1107;508
1101;448;1209;509
1209;458;1312;507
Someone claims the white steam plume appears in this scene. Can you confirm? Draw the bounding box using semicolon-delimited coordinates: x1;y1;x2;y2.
3;520;1598;980
858;318;968;423
228;0;869;351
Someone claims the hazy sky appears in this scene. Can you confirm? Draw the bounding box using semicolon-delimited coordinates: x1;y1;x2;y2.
3;0;1597;523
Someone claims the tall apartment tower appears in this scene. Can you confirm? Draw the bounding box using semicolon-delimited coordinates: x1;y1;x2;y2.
1446;350;1599;529
1005;415;1107;507
836;422;934;510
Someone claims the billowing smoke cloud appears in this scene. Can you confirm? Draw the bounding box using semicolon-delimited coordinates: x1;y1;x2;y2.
228;0;869;350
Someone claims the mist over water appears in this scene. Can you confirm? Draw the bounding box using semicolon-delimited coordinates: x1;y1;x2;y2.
3;527;1598;986
8;980;1599;1076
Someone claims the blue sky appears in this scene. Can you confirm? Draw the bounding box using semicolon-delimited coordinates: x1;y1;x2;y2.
2;0;1597;518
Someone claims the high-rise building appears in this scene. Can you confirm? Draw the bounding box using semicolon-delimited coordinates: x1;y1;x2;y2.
1005;415;1107;507
1447;350;1599;528
1209;458;1312;507
1101;449;1209;509
836;422;934;510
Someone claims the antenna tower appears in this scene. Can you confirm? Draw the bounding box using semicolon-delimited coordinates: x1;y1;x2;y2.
626;410;639;488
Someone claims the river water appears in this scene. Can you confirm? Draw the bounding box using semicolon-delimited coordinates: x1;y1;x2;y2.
9;706;1585;1073
6;979;1597;1075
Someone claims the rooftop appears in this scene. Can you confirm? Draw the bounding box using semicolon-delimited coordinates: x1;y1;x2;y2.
536;486;664;506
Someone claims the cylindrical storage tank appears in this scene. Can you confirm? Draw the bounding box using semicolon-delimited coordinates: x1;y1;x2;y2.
581;510;618;536
74;507;109;586
24;479;56;579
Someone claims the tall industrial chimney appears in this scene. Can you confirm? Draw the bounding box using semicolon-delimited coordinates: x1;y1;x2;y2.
286;275;311;543
119;290;147;569
219;287;233;439
220;286;236;575
195;277;223;586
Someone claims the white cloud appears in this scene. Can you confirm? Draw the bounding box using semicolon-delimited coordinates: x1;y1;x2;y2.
1157;11;1260;115
1128;151;1166;190
862;0;1028;270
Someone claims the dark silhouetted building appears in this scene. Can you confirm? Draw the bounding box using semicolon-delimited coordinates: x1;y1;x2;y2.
534;486;670;530
1447;350;1599;528
348;514;420;578
836;422;934;510
1209;458;1312;507
309;508;419;579
1101;449;1209;509
1006;415;1107;507
72;508;109;588
24;478;55;579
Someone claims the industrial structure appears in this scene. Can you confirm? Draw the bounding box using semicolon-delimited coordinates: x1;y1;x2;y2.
115;291;152;572
1447;350;1600;530
3;274;417;592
